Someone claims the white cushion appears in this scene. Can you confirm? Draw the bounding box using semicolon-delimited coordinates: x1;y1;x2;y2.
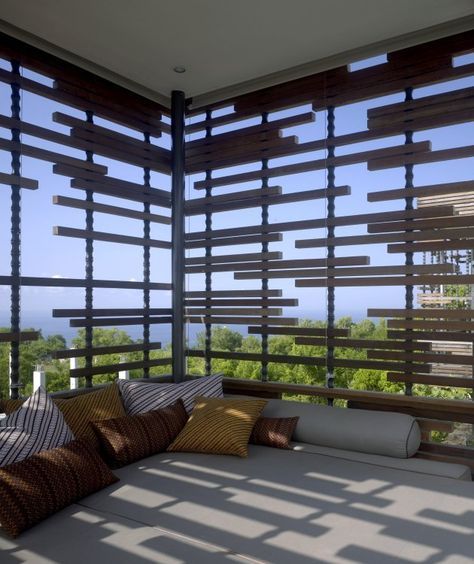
0;386;74;467
118;374;223;415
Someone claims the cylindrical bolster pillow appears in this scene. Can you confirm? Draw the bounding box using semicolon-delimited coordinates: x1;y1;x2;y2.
262;399;421;458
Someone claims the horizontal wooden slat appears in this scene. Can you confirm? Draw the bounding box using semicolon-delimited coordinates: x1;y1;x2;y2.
368;308;474;319
0;276;171;290
185;289;282;298
368;350;474;365
0;113;170;174
388;239;474;253
185;233;282;249
368;145;474;171
296;225;472;249
186;316;298;326
416;419;455;434
368;93;474;129
53;196;171;225
185;308;282;316
184;252;282;266
185;110;315;137
387;373;474;388
54;226;172;249
296;274;474;288
70;358;172;378
417;441;474;461
51;341;162;359
248;327;349;337
70;179;170;208
221;378;474;422
186;127;283;158
0;137;107;174
186;205;454;241
185;298;298;307
70;316;173;327
387;319;474;331
194;141;431;189
367;86;474;120
236;264;452;280
185;186;282;209
0;172;38;190
368;214;474;233
0;66;164;136
0;331;39;343
367;180;474;202
187;349;325;365
53;308;172;317
53;111;163;146
187;256;370;274
387;330;474;343
54;164;171;202
186;186;350;215
294;337;432;351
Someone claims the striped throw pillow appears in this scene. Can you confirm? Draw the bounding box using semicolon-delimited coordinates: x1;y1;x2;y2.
0;439;118;537
91;399;188;467
0;387;74;467
168;397;267;457
250;416;299;449
119;374;223;415
1;384;126;450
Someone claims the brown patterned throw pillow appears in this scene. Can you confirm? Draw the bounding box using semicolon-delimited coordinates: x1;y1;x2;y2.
54;384;126;447
250;416;299;449
168;397;267;457
0;439;118;538
91;398;188;467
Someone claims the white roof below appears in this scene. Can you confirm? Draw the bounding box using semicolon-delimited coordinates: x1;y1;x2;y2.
0;0;473;107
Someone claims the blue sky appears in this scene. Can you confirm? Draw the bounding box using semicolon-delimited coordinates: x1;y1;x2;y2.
0;53;473;343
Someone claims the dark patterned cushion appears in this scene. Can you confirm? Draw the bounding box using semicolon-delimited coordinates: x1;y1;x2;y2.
54;384;126;449
0;439;118;537
91;399;188;467
118;374;223;415
250;416;299;449
0;387;74;467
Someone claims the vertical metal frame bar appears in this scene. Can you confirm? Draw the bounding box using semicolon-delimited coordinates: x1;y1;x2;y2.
326;106;336;403
84;110;95;388
260;111;269;381
143;132;151;377
171;90;186;381
204;110;213;376
9;60;21;399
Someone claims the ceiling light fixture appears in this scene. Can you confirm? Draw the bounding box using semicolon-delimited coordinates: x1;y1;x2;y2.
173;66;186;74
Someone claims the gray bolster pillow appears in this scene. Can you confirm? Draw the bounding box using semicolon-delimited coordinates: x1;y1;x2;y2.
262;399;421;458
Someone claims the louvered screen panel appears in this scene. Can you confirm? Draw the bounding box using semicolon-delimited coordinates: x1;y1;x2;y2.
0;33;172;395
184;30;474;470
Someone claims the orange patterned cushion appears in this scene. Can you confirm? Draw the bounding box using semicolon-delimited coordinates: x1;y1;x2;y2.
91;399;188;467
250;416;299;449
168;397;267;457
0;439;118;537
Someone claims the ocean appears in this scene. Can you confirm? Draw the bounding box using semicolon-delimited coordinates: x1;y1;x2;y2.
0;309;364;347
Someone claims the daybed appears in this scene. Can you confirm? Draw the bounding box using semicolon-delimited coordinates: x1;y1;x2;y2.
1;386;473;564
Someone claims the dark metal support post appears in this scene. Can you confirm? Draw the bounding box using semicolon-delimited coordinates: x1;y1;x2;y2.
171;90;186;382
404;87;414;396
9;60;21;399
326;106;336;406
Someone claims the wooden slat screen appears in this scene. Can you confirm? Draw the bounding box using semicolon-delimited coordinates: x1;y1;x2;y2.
0;33;172;394
184;30;474;469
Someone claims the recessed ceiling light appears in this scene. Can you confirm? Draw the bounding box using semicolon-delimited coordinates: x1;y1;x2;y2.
173;66;186;74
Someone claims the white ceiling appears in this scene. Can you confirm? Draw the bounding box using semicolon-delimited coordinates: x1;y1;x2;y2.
0;0;473;107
